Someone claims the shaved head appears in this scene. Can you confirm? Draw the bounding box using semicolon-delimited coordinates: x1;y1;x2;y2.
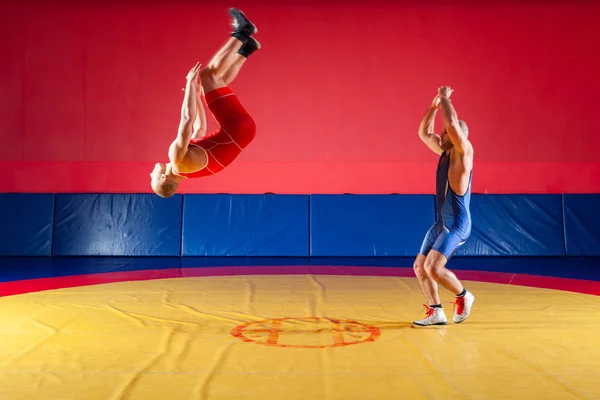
151;179;178;198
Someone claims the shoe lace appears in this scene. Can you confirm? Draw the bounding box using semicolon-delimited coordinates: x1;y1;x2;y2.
454;296;465;315
422;304;435;319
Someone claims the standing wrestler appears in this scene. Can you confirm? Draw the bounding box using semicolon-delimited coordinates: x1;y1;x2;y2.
413;86;475;326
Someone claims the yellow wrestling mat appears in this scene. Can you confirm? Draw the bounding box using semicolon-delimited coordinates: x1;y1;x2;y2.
1;274;599;399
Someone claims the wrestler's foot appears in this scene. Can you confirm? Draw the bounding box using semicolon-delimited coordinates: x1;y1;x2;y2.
238;36;261;58
453;291;475;323
230;8;257;39
413;305;447;326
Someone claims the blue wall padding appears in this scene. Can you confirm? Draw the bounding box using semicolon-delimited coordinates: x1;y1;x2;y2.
52;194;182;256
455;194;565;256
182;194;309;256
5;192;600;258
563;194;600;256
0;194;54;256
310;194;436;256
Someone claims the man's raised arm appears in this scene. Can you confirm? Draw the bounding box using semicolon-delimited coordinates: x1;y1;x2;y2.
438;86;471;155
418;95;443;155
170;62;202;162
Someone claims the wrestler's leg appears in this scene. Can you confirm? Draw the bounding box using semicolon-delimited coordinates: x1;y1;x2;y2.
424;249;464;296
414;226;441;306
424;231;475;323
200;57;256;149
413;226;448;326
202;37;260;93
203;8;259;87
206;37;245;79
223;50;247;85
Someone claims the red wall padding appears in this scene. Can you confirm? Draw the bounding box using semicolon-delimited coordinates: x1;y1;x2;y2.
1;0;599;194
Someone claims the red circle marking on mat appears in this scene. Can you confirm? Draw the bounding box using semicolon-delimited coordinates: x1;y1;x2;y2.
231;317;381;349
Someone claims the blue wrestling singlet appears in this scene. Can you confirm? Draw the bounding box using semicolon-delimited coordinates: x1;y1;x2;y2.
419;150;473;259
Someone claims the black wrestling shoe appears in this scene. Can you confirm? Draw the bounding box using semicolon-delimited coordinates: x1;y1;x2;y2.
238;36;261;58
230;8;257;39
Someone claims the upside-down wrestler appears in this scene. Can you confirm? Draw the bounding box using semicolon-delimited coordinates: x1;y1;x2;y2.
150;8;260;198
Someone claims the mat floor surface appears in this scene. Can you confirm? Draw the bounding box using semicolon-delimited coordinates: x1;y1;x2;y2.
1;257;599;400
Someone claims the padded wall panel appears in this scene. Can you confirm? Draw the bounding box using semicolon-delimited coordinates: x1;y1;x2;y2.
563;194;600;256
182;194;309;256
310;195;436;256
455;194;565;256
53;194;182;256
0;194;54;256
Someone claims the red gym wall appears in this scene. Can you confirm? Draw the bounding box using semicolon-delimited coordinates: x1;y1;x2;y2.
1;0;598;194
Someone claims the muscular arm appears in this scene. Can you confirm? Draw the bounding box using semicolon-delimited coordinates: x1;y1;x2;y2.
418;104;443;155
170;77;199;163
191;88;207;139
439;96;472;155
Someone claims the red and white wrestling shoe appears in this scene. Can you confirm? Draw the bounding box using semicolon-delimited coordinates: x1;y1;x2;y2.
413;305;448;326
453;291;475;323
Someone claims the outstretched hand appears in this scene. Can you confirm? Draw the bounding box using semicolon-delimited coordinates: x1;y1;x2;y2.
431;94;441;109
438;86;453;99
183;62;202;94
187;62;202;82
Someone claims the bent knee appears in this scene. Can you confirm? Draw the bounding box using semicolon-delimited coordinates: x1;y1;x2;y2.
413;256;427;278
424;256;445;278
413;263;427;279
